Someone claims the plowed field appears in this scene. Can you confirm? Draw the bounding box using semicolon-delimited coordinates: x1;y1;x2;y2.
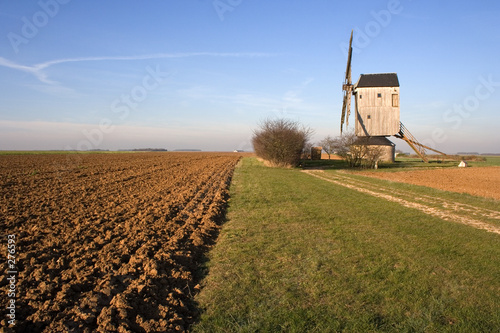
0;152;241;332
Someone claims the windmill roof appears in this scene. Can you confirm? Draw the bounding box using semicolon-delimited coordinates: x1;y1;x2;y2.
356;73;399;88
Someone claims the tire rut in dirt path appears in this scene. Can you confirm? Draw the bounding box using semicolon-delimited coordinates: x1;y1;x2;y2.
303;170;500;235
336;171;500;221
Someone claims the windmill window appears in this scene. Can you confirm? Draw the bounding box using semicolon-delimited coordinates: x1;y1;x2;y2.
367;115;371;119
359;94;362;99
392;94;399;107
377;93;382;98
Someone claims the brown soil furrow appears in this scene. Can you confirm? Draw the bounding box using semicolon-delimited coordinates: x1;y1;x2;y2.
303;170;500;235
0;152;242;332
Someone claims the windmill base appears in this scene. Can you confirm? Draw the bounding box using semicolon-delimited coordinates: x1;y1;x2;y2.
354;136;396;163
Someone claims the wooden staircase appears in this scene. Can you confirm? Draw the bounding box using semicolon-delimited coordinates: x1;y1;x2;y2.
394;122;447;162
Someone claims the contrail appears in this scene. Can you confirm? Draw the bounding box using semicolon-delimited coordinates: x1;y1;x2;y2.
0;52;276;84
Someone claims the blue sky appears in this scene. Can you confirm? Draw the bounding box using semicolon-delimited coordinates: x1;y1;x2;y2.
0;0;499;153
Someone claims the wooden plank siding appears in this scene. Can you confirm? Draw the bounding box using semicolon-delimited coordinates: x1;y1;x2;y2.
355;86;400;136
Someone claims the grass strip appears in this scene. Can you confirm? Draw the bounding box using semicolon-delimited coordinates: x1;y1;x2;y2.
325;171;500;228
193;158;500;332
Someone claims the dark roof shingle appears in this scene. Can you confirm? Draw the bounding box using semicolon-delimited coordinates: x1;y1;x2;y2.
356;73;399;87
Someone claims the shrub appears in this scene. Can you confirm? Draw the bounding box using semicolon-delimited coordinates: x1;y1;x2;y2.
334;132;383;169
252;118;313;167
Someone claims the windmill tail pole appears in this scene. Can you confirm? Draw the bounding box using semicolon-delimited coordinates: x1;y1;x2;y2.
412;141;447;156
395;122;448;162
395;122;428;162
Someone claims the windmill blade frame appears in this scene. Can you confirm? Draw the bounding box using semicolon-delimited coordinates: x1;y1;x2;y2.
340;91;348;132
345;88;352;128
340;30;354;134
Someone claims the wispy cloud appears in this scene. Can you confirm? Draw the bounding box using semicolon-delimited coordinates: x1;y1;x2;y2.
176;81;326;119
282;77;314;106
0;52;277;85
0;57;52;83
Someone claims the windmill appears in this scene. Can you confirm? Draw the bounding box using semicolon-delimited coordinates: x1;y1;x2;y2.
340;30;446;162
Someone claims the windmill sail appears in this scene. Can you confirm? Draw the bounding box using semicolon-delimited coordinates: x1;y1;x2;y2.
340;92;348;132
341;30;353;134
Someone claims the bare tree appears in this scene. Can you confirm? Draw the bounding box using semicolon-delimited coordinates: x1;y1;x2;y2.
332;132;361;167
302;141;314;160
318;135;336;159
252;118;313;167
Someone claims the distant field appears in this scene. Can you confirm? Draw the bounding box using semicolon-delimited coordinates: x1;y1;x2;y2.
394;155;500;168
358;166;500;200
0;150;129;155
193;157;500;332
479;155;500;166
303;154;500;169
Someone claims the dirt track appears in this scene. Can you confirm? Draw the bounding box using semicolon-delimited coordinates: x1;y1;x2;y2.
303;170;500;235
0;152;241;332
359;166;500;201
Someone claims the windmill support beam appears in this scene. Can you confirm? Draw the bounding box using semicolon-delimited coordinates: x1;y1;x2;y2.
395;136;447;156
394;133;429;162
395;122;448;163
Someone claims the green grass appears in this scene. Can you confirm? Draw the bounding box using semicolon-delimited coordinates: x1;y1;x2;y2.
193;158;500;332
328;171;500;227
482;155;500;166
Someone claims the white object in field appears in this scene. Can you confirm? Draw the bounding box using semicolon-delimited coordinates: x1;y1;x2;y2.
458;160;468;168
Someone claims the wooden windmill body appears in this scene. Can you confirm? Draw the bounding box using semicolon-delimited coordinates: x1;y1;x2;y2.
354;73;400;137
340;31;446;162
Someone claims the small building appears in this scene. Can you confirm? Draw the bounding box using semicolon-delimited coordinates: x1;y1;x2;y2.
311;146;322;160
353;136;396;163
354;73;400;137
